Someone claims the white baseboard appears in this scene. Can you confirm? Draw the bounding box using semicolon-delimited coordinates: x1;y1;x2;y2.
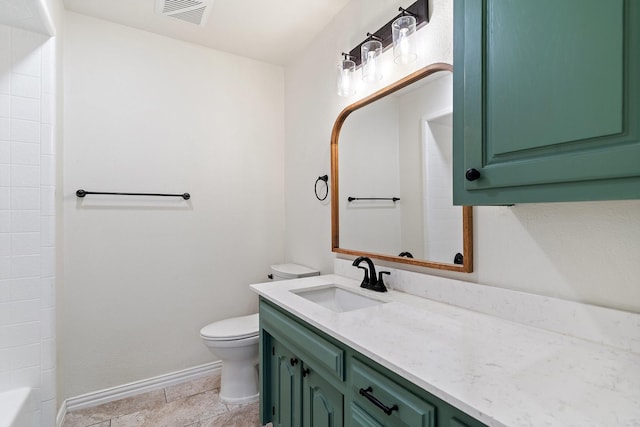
57;361;222;426
56;399;67;427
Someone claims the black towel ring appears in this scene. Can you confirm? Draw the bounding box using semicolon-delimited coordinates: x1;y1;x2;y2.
315;175;329;201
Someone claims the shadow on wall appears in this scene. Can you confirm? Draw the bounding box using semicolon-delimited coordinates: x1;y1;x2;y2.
75;196;194;211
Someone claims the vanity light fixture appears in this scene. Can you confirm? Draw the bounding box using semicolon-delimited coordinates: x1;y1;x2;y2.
335;0;428;96
337;53;357;97
361;35;383;82
392;10;417;64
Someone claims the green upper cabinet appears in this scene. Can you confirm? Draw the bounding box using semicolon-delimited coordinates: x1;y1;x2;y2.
453;0;640;205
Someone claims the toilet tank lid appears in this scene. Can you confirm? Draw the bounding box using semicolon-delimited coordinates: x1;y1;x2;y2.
200;313;259;340
271;263;319;279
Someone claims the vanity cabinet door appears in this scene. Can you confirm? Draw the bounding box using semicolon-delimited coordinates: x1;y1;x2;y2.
453;0;640;205
260;300;346;427
271;339;301;427
302;363;344;427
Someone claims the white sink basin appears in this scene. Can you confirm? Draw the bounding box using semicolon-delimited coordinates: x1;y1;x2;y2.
292;286;387;313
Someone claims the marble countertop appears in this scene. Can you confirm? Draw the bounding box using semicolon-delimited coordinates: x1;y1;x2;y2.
251;274;640;427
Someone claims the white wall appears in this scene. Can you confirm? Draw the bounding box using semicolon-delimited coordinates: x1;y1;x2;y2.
62;12;285;399
0;22;58;426
284;0;640;312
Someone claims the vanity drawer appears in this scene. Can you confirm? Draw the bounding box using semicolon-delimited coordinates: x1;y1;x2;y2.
260;301;345;381
351;403;385;427
352;358;435;427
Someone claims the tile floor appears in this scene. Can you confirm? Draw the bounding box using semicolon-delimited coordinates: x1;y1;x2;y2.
62;372;268;427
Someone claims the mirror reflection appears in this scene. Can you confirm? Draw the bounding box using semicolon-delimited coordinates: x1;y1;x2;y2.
331;64;473;272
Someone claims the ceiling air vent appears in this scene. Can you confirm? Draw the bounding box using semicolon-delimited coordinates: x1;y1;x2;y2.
156;0;214;26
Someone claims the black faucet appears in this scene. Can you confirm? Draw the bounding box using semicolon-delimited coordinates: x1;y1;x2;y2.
352;256;388;292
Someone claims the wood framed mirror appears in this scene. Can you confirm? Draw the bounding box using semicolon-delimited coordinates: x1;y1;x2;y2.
331;63;473;272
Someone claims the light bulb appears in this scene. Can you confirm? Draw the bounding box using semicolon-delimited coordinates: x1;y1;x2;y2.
361;40;383;83
393;15;417;64
337;58;356;97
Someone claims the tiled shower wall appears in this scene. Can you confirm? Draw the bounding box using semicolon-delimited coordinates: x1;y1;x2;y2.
0;24;57;426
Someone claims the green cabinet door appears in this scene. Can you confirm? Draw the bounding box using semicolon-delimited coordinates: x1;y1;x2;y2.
302;363;344;427
271;339;300;427
453;0;640;205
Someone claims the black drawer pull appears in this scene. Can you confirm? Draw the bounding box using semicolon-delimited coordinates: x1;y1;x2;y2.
302;368;310;377
359;387;399;416
290;358;298;366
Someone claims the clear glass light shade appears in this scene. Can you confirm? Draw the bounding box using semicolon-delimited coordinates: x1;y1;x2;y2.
337;59;356;97
361;40;383;82
392;15;417;64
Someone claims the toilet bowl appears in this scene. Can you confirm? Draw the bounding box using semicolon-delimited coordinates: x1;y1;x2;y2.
200;313;260;404
200;263;319;404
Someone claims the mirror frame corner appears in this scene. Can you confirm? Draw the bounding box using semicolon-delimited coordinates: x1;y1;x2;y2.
330;63;473;273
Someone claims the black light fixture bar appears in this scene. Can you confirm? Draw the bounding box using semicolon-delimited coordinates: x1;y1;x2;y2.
347;0;429;67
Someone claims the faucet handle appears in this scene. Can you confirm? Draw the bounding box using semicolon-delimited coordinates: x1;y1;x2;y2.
376;271;390;291
356;266;370;288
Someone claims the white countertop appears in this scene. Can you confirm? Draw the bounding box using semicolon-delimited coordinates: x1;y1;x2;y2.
251;274;640;427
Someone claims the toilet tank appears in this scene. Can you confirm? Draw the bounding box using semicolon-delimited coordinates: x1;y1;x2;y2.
270;263;319;281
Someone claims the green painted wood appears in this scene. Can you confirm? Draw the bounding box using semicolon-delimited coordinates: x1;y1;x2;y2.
351;359;435;427
453;0;640;205
261;302;345;380
488;1;623;154
272;339;300;427
350;403;386;427
450;418;471;427
259;330;272;425
303;365;344;427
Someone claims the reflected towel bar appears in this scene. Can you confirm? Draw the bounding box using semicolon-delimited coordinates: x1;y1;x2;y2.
76;189;191;200
348;197;399;202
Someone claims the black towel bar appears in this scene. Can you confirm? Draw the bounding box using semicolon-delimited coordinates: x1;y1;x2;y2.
348;197;399;202
76;190;190;200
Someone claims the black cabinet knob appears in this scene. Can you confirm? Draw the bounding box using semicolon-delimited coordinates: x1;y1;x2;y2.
465;168;481;181
290;358;298;366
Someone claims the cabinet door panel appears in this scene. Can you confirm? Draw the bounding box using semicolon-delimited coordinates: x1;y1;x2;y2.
303;366;343;427
273;340;299;427
487;1;623;154
454;0;640;204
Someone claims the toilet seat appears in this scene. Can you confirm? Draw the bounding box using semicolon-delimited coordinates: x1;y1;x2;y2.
200;313;259;341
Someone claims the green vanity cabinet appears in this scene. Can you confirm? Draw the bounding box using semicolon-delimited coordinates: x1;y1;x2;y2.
260;300;345;427
259;298;488;427
268;336;344;427
453;0;640;205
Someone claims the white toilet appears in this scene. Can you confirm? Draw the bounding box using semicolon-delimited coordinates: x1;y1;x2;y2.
200;263;319;404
